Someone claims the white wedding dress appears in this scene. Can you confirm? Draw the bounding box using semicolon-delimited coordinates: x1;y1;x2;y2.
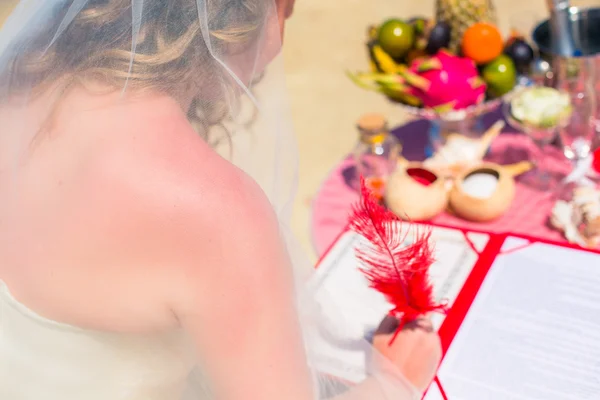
0;2;428;399
0;280;201;400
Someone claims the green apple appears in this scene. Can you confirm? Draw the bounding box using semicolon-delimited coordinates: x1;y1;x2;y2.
482;55;517;98
378;19;415;60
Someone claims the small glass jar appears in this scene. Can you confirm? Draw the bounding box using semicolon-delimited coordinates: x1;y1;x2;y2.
353;113;402;199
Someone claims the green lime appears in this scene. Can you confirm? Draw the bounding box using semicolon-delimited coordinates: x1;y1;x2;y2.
482;55;517;98
377;19;415;60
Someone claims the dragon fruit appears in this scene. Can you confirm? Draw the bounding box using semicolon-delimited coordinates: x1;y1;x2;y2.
401;50;486;111
347;50;487;112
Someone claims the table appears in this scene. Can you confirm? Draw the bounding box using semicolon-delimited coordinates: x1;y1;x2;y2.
310;115;574;257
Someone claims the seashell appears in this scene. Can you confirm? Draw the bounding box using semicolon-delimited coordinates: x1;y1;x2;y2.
424;120;505;178
550;187;600;248
384;163;449;221
449;162;516;222
551;200;588;247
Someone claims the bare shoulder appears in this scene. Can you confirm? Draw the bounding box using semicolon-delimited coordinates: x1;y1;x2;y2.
77;92;273;222
78;93;286;298
113;95;278;238
118;98;291;319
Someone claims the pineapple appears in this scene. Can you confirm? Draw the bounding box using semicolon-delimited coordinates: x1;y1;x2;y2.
435;0;498;54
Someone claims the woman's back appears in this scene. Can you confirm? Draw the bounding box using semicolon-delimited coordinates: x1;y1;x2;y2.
0;88;204;329
0;88;238;399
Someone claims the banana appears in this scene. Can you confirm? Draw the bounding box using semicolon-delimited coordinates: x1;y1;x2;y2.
369;60;379;73
367;26;380;72
368;42;403;74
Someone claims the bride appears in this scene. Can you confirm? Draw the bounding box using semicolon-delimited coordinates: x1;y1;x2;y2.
0;1;441;399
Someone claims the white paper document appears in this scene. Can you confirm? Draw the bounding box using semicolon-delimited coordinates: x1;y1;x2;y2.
309;225;489;383
425;237;600;400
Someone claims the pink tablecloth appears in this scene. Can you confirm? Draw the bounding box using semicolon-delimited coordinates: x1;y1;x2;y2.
310;133;573;257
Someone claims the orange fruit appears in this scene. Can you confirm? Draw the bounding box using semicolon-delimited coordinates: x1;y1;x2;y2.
461;22;503;65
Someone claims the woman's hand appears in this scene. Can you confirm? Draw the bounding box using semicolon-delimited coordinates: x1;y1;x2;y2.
372;316;442;393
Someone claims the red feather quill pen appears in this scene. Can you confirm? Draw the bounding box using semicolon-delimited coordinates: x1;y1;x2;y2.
349;178;447;343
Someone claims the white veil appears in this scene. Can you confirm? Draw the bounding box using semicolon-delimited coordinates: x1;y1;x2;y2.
0;1;428;399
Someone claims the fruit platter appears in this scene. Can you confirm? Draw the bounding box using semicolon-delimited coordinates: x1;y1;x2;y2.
347;0;536;148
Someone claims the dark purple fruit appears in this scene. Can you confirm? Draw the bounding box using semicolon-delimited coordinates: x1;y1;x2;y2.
504;38;535;74
425;22;451;55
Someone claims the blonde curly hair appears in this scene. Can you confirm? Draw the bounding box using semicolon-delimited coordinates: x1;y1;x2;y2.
1;0;266;140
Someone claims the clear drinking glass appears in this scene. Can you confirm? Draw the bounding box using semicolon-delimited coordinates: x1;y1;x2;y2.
555;57;597;162
560;88;596;160
504;100;563;191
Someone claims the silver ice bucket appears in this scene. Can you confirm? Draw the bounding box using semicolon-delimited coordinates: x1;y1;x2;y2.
532;7;600;86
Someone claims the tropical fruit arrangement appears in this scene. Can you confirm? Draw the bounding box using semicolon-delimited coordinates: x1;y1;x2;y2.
348;0;535;113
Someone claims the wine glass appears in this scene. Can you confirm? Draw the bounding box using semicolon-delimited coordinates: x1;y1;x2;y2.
503;92;570;191
560;89;596;161
555;57;597;162
550;56;600;199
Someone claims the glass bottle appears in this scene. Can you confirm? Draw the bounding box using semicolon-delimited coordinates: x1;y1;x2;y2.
353;113;402;199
